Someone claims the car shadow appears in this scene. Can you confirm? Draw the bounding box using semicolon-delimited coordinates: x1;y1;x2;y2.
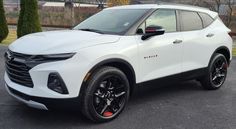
131;80;203;100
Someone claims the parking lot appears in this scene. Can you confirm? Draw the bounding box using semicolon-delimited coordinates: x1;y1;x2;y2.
0;45;236;129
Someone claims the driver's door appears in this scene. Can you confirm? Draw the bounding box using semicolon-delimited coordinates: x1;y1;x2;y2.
136;9;183;83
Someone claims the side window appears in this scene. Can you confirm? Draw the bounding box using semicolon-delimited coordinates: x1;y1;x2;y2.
180;11;203;31
138;9;177;33
199;12;214;27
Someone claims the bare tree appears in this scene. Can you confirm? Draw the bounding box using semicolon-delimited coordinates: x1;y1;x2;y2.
225;0;235;26
192;0;217;11
215;0;221;12
215;0;235;27
192;0;235;27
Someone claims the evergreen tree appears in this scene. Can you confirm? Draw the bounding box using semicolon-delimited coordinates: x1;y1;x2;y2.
17;0;42;38
0;0;9;43
17;0;25;38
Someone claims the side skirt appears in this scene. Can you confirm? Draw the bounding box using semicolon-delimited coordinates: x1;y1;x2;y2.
137;67;208;87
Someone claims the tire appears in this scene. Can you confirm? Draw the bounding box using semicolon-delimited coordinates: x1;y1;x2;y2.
200;53;228;90
80;66;130;122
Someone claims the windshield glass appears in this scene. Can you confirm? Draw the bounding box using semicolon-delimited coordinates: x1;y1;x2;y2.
73;9;149;35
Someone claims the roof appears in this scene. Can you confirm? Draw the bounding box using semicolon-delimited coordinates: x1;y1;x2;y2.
105;4;218;18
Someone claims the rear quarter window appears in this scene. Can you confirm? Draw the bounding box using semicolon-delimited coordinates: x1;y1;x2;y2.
198;12;214;27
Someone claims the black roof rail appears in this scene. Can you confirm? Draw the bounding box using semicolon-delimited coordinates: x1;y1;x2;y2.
156;1;210;10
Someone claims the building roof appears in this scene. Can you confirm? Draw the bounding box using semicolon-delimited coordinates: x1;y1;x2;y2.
43;2;98;7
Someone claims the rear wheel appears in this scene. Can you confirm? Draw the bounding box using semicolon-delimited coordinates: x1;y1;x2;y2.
200;53;228;90
80;66;130;122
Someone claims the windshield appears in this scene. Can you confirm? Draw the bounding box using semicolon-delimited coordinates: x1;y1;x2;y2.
73;9;149;35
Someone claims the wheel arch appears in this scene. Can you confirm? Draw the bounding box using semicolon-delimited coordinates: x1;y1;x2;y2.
81;58;136;97
209;46;231;66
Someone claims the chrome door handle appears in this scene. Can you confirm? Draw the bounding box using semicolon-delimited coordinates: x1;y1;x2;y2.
173;39;182;44
206;33;214;37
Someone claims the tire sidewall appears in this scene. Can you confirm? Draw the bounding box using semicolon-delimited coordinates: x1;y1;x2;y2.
84;67;130;122
208;54;228;89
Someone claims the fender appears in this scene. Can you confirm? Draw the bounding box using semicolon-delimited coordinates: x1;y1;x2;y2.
80;58;136;96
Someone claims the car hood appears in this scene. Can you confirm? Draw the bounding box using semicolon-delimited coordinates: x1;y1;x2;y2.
9;30;121;55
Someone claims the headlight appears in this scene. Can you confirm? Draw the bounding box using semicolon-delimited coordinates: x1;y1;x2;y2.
26;53;76;67
29;53;76;61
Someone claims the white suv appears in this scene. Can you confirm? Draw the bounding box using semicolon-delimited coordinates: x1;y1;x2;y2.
5;4;233;122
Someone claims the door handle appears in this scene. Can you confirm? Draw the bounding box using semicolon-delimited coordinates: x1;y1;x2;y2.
206;33;214;37
173;39;182;44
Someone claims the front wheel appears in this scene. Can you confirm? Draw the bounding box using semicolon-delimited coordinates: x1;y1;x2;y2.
80;66;130;122
200;53;228;90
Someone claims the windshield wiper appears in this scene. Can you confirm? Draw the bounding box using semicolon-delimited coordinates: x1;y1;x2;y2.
78;28;104;34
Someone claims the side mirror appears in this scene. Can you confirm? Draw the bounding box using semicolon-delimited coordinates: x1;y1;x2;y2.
141;26;165;40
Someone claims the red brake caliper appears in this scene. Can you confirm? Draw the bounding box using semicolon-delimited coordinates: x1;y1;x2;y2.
223;63;228;69
103;111;113;117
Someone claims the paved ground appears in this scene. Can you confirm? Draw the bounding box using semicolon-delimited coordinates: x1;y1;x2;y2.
0;46;236;129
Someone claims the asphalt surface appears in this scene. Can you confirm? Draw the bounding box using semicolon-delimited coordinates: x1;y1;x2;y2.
0;45;236;129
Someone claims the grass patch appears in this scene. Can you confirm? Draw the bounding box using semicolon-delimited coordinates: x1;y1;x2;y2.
233;48;236;56
1;29;17;45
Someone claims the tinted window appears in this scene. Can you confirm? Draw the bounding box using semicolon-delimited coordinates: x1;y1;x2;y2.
138;9;177;33
180;11;203;31
199;12;214;27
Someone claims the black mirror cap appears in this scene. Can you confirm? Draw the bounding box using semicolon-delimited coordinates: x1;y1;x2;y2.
142;26;165;40
145;25;163;33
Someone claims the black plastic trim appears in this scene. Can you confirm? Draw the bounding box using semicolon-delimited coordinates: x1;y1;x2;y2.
126;9;155;35
178;10;204;32
86;58;136;83
7;67;208;109
209;46;231;66
80;58;136;97
47;72;69;95
137;67;208;86
128;8;216;35
7;85;80;110
6;50;75;68
198;12;215;28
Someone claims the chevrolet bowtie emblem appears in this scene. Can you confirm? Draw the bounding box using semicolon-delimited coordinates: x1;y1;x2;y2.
5;51;14;62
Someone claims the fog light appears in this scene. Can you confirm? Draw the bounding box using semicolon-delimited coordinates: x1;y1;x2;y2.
48;73;68;94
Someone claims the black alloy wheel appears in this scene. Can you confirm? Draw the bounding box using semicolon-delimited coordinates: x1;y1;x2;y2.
210;56;228;87
93;75;127;118
200;53;228;90
80;66;130;122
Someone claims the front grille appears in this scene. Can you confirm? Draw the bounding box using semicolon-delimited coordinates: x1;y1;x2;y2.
5;50;34;88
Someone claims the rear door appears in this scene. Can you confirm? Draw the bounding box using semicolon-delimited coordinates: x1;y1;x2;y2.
178;10;215;73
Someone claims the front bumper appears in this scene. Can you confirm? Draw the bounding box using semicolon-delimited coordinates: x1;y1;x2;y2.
4;50;94;110
4;55;90;99
6;84;48;110
6;84;80;110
